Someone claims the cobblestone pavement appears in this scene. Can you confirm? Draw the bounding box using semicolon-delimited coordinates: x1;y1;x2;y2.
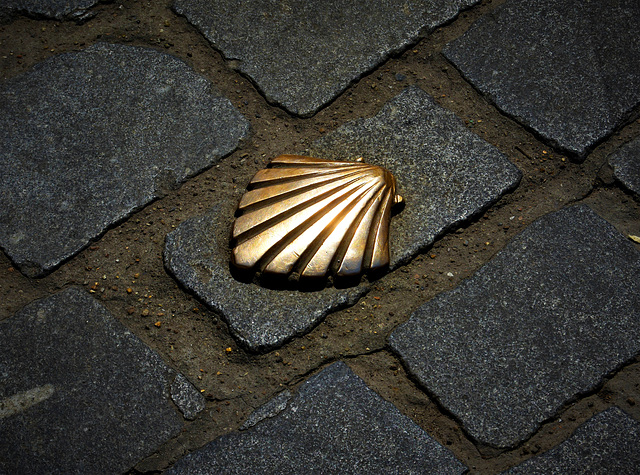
1;0;640;473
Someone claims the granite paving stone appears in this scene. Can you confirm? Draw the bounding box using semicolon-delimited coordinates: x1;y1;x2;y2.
0;0;99;22
504;407;640;474
166;361;467;474
306;86;522;269
443;0;640;159
389;205;640;449
0;288;204;474
164;202;369;352
172;0;479;117
164;86;520;351
0;42;249;277
609;137;640;198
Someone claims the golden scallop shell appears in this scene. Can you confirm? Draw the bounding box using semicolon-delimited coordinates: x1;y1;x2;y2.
230;155;402;281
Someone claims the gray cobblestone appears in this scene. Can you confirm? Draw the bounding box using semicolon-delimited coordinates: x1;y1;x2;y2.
444;0;640;159
504;407;640;474
167;362;467;474
173;0;479;116
0;43;248;277
390;205;640;449
0;288;203;474
609;137;640;198
0;0;99;21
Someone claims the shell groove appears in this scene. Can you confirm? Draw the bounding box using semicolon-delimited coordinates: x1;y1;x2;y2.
231;154;400;280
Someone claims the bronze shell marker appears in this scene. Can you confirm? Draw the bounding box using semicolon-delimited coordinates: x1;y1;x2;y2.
230;155;403;284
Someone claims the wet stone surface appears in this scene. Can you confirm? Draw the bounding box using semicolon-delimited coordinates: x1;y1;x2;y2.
0;42;249;277
389;205;640;449
504;407;640;474
167;361;467;475
0;288;204;474
0;0;99;22
164;86;520;352
609;137;640;198
443;0;640;159
172;0;479;116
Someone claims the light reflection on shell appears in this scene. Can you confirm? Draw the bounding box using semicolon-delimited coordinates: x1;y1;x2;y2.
230;154;401;281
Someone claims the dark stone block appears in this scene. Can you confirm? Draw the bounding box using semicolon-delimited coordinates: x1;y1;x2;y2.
306;86;522;269
444;0;640;159
0;288;204;474
167;362;466;474
609;137;640;198
164;203;369;352
0;0;99;21
0;43;249;277
173;0;479;116
504;408;640;474
390;205;640;449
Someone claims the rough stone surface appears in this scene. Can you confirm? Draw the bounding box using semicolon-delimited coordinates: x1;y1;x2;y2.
0;42;249;277
173;0;479;116
306;86;522;269
0;288;204;474
164;203;369;352
609;137;640;197
389;205;640;449
171;374;206;421
443;0;640;159
504;407;640;474
166;362;466;474
164;86;520;351
0;0;99;21
239;390;292;430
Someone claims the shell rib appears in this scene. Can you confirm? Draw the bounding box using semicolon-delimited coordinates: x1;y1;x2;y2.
231;154;400;279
